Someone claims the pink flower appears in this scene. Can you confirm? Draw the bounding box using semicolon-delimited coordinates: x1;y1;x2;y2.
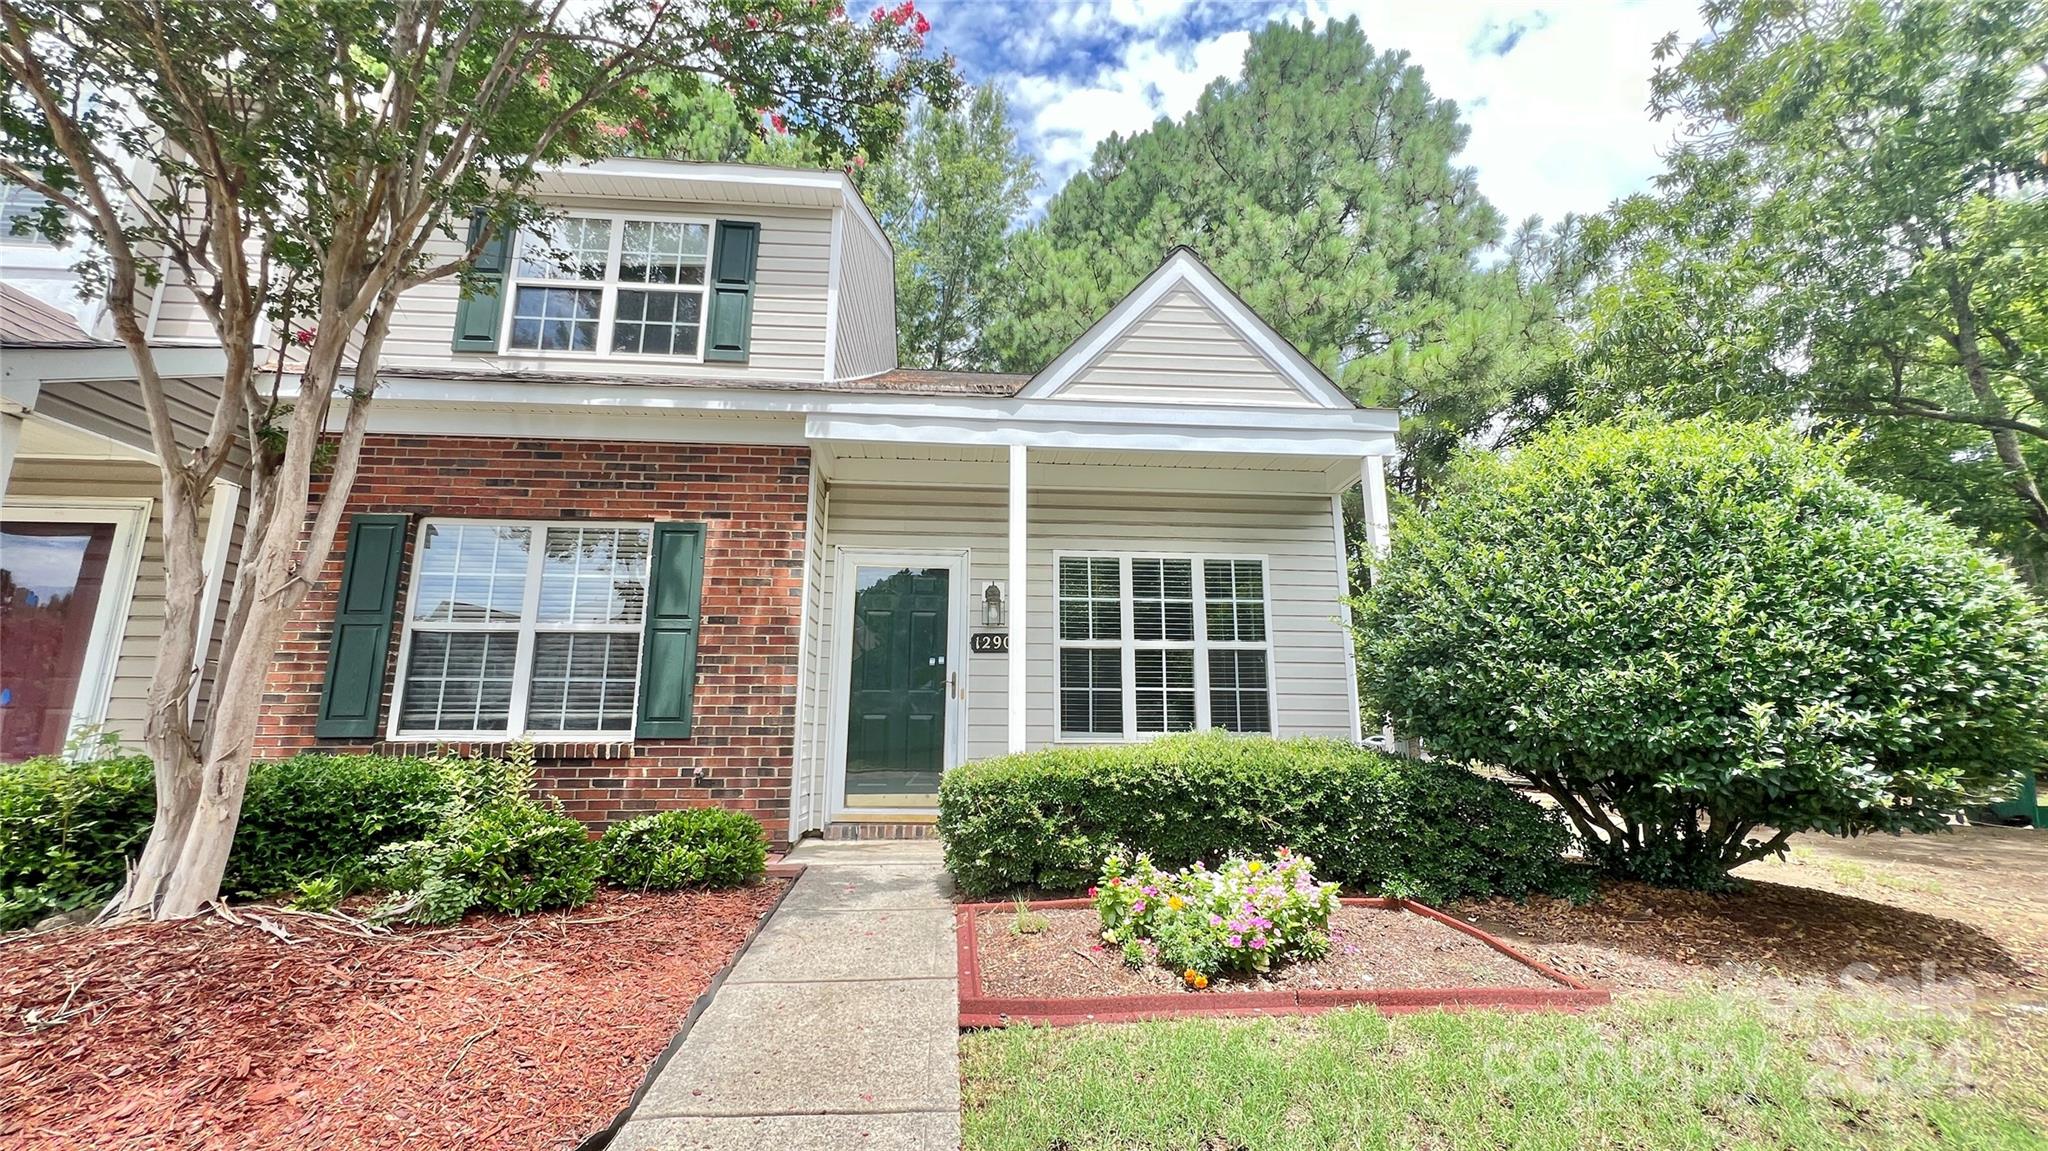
1132;900;1146;914
291;327;316;348
914;11;930;34
1207;914;1223;927
1141;885;1158;897
1088;887;1098;898
1250;936;1267;950
1227;934;1242;948
770;113;787;134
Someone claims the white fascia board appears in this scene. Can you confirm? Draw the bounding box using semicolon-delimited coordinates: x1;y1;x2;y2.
2;345;229;385
542;158;892;258
804;412;1395;459
1019;248;1355;411
344;373;1400;435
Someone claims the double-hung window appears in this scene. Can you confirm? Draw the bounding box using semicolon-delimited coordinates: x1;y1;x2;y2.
503;214;712;359
393;520;651;738
1056;553;1275;739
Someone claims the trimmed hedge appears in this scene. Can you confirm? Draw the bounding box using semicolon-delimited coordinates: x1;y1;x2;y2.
937;732;1578;902
1;752;462;929
227;753;457;896
0;755;155;929
599;808;768;890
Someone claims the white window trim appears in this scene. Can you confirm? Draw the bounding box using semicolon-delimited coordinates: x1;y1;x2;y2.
1051;550;1277;743
1;497;152;744
387;517;653;742
496;210;716;364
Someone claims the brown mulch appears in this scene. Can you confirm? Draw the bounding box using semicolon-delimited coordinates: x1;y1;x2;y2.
0;881;789;1151
1454;877;2041;997
974;905;1556;998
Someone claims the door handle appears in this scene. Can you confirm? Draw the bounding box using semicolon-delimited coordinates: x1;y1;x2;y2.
949;671;959;699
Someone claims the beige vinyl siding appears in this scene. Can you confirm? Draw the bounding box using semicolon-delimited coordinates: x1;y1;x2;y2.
830;208;896;379
28;380;248;740
369;198;833;380
1055;286;1318;407
6;459;166;749
800;483;1353;816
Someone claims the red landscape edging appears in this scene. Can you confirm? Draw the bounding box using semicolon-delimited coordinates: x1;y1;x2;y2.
956;895;1609;1028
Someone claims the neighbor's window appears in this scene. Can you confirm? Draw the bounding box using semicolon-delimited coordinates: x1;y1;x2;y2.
394;520;651;737
503;214;711;358
1055;553;1274;739
0;182;56;246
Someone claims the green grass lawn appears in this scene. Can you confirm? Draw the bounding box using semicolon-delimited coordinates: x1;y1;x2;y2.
960;992;2048;1151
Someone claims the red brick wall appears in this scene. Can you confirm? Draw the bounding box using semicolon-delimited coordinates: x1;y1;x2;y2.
256;436;809;844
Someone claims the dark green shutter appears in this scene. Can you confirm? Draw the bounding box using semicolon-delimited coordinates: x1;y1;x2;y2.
315;514;409;738
450;212;509;352
703;220;759;362
638;522;707;738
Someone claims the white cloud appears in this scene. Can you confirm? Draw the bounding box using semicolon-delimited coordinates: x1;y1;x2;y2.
974;0;1703;230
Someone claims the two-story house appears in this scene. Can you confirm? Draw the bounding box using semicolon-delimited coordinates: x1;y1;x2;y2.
1;158;1397;845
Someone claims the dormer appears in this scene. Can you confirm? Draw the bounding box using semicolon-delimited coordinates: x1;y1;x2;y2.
140;159;899;384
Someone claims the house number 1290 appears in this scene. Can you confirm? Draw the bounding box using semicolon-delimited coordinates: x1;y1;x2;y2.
970;633;1009;654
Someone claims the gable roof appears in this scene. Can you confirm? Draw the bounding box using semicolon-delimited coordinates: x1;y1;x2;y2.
0;283;101;348
1019;247;1353;410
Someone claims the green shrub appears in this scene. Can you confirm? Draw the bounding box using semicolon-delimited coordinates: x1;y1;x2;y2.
376;797;599;925
1356;419;2048;888
0;755;154;930
598;807;767;890
226;753;457;897
936;732;1576;902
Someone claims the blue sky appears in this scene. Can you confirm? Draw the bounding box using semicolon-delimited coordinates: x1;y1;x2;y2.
919;0;1705;231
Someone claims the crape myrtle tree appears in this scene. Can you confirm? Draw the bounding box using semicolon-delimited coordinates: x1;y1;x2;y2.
0;0;956;920
1354;419;2048;889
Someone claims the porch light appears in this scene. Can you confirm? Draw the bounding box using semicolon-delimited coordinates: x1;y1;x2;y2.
981;581;1007;628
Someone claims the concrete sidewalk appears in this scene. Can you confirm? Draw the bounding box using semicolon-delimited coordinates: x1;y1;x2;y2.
610;839;960;1150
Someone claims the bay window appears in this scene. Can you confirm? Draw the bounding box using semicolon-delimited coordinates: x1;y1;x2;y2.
392;520;651;738
503;213;712;358
1056;553;1275;739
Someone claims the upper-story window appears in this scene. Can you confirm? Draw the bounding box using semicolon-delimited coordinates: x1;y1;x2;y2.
0;182;57;246
504;213;712;359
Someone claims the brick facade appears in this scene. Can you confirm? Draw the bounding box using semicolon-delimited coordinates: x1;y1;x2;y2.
256;435;809;845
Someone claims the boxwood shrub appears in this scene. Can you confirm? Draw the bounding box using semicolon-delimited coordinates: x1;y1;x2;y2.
937;732;1578;901
599;808;768;890
2;751;466;928
0;754;155;929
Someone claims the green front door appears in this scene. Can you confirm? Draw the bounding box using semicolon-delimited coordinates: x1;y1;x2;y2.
845;564;950;808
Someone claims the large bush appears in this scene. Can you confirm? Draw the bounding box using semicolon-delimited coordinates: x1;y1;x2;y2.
0;755;154;929
599;807;767;891
226;753;457;896
1356;419;2048;888
936;732;1576;901
376;797;600;925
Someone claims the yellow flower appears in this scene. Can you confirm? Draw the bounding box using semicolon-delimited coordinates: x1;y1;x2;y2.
1167;895;1185;911
1183;969;1209;989
1247;861;1263;874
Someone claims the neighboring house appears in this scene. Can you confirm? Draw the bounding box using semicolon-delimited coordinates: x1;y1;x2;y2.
2;159;1396;846
0;284;245;761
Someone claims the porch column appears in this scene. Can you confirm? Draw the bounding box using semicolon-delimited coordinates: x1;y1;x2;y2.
1361;454;1392;564
1007;443;1028;753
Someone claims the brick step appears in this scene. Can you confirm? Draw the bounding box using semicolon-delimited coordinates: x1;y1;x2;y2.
820;820;940;842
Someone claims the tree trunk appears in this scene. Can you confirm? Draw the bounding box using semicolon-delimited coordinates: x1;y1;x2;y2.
1947;272;2048;540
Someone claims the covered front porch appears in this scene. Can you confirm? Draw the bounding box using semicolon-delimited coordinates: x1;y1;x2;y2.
787;421;1396;837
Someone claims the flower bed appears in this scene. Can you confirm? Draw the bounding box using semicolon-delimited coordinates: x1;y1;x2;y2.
958;897;1609;1027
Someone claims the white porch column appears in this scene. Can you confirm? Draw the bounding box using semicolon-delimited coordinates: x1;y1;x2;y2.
1007;443;1028;753
0;407;21;504
1361;454;1392;564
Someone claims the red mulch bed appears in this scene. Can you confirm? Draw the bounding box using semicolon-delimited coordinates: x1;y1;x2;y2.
0;882;789;1151
976;905;1556;997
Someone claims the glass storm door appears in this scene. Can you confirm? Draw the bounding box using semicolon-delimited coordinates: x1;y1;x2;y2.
844;564;950;809
0;522;115;760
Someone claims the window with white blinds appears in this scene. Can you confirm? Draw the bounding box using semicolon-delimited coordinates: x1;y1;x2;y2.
393;521;652;738
1055;553;1275;740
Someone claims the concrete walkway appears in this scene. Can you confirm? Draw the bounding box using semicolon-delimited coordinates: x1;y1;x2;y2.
610;839;960;1150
